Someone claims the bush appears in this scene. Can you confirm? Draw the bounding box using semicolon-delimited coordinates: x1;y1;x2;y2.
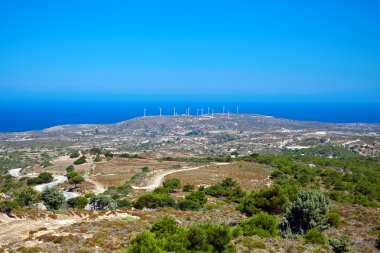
67;172;84;186
69;150;80;158
304;228;325;244
66;165;75;173
183;184;195;192
73;156;86;165
141;167;150;173
284;189;330;234
0;200;18;216
67;196;88;209
178;190;207;211
134;193;176;209
89;194;115;210
326;211;341;228
328;236;351;253
239;185;288;216
376;234;380;250
41;187;65;210
163;178;181;190
117;199;132;209
239;212;279;237
37;172;54;183
128;231;163;253
205;178;246;203
17;187;37;206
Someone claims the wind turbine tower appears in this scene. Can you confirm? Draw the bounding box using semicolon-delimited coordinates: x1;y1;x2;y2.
143;108;147;117
236;106;239;115
159;107;162;116
223;106;225;114
211;109;214;118
173;107;176;116
208;107;210;115
201;108;204;116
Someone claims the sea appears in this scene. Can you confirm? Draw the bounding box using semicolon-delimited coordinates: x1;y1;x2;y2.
1;101;379;132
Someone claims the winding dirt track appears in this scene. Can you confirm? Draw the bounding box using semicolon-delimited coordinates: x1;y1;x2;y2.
132;165;206;191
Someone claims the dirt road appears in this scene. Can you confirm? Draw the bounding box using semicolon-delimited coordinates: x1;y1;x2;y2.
132;165;205;191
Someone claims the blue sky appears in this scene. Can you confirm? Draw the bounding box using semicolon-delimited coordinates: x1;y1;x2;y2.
0;0;379;104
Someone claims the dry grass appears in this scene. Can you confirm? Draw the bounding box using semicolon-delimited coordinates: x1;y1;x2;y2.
92;158;186;187
166;161;272;192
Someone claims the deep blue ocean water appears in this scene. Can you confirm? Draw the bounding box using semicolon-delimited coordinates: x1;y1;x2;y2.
1;102;379;132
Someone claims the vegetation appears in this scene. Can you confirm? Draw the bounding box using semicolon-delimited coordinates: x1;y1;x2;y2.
41;187;65;210
304;228;325;244
178;190;207;211
238;184;288;216
67;196;88;209
134;193;176;209
27;172;54;186
125;216;235;253
205;178;245;203
162;178;181;192
73;156;86;165
69;150;80;158
238;212;279;237
183;184;195;192
89;194;115;210
283;189;330;234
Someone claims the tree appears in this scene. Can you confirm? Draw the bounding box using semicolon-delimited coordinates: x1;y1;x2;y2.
41;187;65;210
284;189;331;234
67;172;84;187
38;172;54;183
69;150;80;158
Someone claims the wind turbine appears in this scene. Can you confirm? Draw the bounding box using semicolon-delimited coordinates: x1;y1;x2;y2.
236;106;239;115
201;108;204;116
211;109;214;118
173;107;176;116
208;107;210;115
143;108;147;117
223;106;225;114
159;107;162;116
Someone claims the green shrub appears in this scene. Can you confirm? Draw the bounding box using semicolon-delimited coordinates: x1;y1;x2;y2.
89;194;115;210
178;190;207;211
205;178;246;203
239;212;279;237
241;237;266;250
66;165;75;173
17;187;37;206
328;236;351;253
150;216;179;237
69;150;80;158
183;184;195;192
0;200;18;216
239;185;288;216
85;192;96;198
326;211;341;228
134;193;176;209
27;172;54;186
376;234;380;250
67;172;84;186
141;166;150;173
67;197;88;209
41;187;65;210
73;156;86;165
163;178;181;191
117;199;132;209
128;230;163;253
304;228;325;244
284;189;330;234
